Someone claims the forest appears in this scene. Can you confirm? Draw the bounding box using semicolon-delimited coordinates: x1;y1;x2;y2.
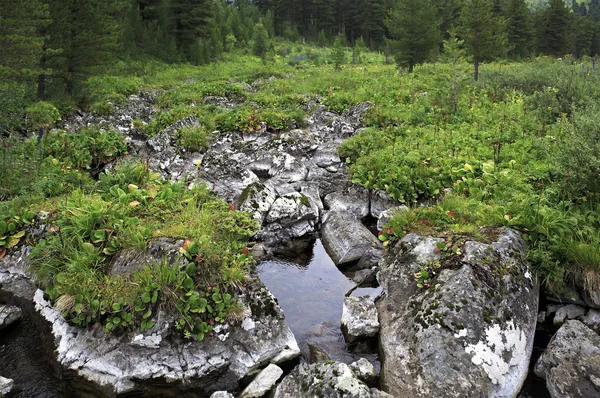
1;0;600;346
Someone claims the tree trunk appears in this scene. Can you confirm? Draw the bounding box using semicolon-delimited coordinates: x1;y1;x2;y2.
37;47;46;100
409;63;414;73
474;60;480;81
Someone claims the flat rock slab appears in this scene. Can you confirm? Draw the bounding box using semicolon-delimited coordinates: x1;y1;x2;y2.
321;211;382;266
535;320;600;398
0;376;14;396
0;304;22;330
553;304;586;325
341;296;380;344
377;229;539;398
239;363;283;398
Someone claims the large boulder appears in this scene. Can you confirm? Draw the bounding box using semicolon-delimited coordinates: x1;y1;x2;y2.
321;211;382;266
324;186;371;219
34;276;300;396
534;320;600;398
377;229;539;398
239;363;283;398
238;182;277;226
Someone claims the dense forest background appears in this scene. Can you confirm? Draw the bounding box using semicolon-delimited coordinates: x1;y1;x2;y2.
1;0;600;123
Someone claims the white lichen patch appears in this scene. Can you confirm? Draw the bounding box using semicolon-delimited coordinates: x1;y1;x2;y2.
464;321;528;386
454;328;468;338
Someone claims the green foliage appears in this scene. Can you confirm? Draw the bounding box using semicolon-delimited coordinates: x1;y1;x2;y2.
252;23;270;60
332;35;346;70
25;102;61;129
177;125;210;152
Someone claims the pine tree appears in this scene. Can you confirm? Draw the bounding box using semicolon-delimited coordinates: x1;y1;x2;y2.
385;0;441;73
504;0;535;59
332;34;346;70
171;0;216;61
460;0;507;80
252;22;269;61
441;30;467;113
539;0;573;56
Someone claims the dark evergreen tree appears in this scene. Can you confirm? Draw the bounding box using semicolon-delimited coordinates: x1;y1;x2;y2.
504;0;535;58
385;0;441;72
460;0;507;80
252;22;269;60
539;0;572;56
171;0;216;61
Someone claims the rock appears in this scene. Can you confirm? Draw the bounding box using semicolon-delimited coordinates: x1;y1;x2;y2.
307;342;332;364
370;388;394;398
0;305;22;330
546;304;563;317
273;362;372;398
352;248;383;272
266;192;318;227
553;304;586;325
238;182;277;226
33;275;300;396
581;309;600;332
370;190;399;219
341;296;380;344
239;364;283;398
210;392;234;398
377;229;539;398
324;186;370;219
312;148;341;168
350;358;378;386
321;211;382;266
535;320;600;398
583;288;600;310
376;206;408;231
352;268;379;287
546;287;587;307
537;311;547;324
0;376;14;396
0;246;36;301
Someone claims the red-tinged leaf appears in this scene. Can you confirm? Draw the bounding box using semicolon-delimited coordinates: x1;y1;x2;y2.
378;231;383;236
228;203;235;211
243;247;249;255
182;239;193;251
0;247;5;260
448;211;457;217
434;247;441;253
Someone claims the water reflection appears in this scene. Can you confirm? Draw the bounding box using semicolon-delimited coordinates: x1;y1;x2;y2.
257;239;381;365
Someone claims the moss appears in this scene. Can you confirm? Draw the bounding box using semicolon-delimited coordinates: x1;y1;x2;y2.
300;193;311;207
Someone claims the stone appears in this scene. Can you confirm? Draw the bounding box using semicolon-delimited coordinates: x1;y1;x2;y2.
239;364;283;398
350;358;378;387
210;392;234;398
0;376;14;396
352;268;379;287
312;148;341;168
376;206;408;231
0;304;22;330
370;190;399;219
33;275;300;396
535;320;600;398
307;342;332;364
370;388;393;398
581;309;600;332
273;362;372;398
341;296;380;344
238;182;277;226
352;248;383;272
537;311;547;324
583;288;600;310
321;211;382;266
0;246;36;301
377;229;539;398
265;192;317;227
553;304;586;325
324;186;370;219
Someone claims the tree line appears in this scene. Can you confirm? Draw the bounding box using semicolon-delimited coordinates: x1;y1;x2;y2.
1;0;599;113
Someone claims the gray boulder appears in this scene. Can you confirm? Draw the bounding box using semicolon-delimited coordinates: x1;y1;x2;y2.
210;392;234;398
266;192;318;227
582;309;600;332
0;246;36;301
238;182;277;226
583;288;600;310
535;320;600;398
239;364;283;398
546;288;587;307
350;358;378;387
376;206;408;231
377;229;539;398
341;296;380;344
370;190;399;219
324;187;370;219
34;276;299;396
553;304;586;325
0;376;14;396
0;304;22;330
273;362;372;398
321;211;382;266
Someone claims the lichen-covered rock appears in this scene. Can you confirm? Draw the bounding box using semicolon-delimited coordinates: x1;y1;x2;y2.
553;304;586;325
0;246;36;301
239;364;283;398
546;288;587;307
350;358;378;387
266;192;317;227
34;276;299;396
582;309;600;332
238;182;277;226
0;304;22;330
376;206;408;231
321;211;382;266
210;392;234;398
534;320;600;398
377;229;538;398
341;296;380;344
273;362;372;398
0;376;14;396
583;288;600;310
370;190;399;219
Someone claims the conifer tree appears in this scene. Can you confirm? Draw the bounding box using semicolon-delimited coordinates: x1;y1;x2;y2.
539;0;573;56
385;0;441;73
332;34;346;70
504;0;535;59
460;0;507;80
252;23;270;61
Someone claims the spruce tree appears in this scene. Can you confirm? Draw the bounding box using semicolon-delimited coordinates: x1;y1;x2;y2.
252;23;270;61
332;34;346;70
540;0;573;56
385;0;441;73
460;0;507;80
504;0;535;59
171;0;216;61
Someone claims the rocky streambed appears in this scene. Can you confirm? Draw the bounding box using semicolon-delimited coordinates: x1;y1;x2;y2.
2;90;600;397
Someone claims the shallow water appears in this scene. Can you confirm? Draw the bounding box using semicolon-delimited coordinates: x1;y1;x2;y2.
257;239;381;365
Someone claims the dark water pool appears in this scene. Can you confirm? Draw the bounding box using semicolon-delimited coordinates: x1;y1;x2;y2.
257;239;381;365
